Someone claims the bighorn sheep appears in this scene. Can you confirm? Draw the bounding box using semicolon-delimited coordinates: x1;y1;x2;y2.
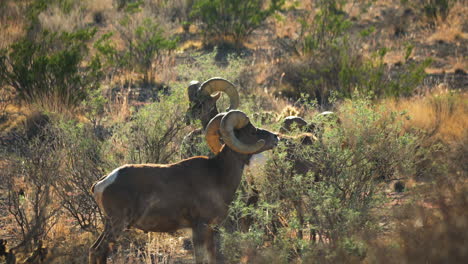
89;110;278;264
182;77;240;158
185;77;239;128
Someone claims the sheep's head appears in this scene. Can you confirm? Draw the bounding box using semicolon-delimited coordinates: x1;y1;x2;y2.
205;110;278;155
185;77;239;128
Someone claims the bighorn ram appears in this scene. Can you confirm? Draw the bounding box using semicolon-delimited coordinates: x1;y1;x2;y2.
182;77;240;158
186;77;239;128
89;110;278;264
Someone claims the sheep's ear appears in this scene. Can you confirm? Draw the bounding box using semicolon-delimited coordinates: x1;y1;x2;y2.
187;81;200;101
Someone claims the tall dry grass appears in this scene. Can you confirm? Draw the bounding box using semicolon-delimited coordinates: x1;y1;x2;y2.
38;6;87;33
427;1;468;43
385;89;467;144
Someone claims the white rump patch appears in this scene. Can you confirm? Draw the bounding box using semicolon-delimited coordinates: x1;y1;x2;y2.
245;153;269;175
94;167;120;212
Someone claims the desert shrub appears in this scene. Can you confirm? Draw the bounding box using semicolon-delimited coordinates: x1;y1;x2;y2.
24;0;84;38
191;0;285;46
0;28;102;113
96;8;177;85
298;0;351;54
48;120;107;233
0;87;14;124
93;32;123;80
146;0;195;24
220;96;422;262
369;135;467;263
109;89;188;164
0;123;61;252
38;2;87;33
280;1;431;105
114;0;140;10
176;48;247;84
401;0;455;22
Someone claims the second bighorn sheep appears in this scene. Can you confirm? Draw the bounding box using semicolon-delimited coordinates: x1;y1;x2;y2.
185;77;239;129
89;110;278;264
182;77;240;158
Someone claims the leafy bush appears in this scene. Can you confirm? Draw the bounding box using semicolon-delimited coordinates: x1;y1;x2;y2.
280;1;431;105
0;28;101;112
191;0;284;46
49;120;107;233
96;12;177;84
0;123;61;252
401;0;454;22
298;0;351;54
220;96;422;262
176;49;247;83
109;89;188;164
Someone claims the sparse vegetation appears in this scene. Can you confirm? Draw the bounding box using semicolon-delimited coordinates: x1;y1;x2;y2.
0;28;101;113
0;0;466;263
191;0;285;46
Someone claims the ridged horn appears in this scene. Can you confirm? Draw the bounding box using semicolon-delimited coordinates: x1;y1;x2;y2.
205;113;225;154
200;77;239;110
220;110;265;154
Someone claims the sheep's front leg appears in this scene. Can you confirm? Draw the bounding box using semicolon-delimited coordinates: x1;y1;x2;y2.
192;221;216;264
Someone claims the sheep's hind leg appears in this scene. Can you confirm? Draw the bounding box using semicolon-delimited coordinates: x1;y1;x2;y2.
192;221;216;264
89;225;110;264
89;219;124;264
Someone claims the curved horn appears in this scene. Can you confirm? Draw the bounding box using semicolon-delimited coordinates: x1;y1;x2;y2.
187;80;200;102
220;110;265;154
205;113;225;154
200;77;239;110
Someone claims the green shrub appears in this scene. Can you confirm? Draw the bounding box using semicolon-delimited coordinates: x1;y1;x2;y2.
109;89;188;164
191;0;284;46
0;28;101;112
299;0;351;54
280;2;431;105
0;121;61;251
50;119;107;233
220;96;422;262
176;48;247;82
97;13;178;85
401;0;454;22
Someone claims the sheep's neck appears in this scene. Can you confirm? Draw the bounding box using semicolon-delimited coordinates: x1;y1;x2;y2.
215;147;250;204
201;107;219;129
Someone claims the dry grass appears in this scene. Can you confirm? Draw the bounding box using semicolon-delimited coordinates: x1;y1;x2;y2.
0;104;32;135
384;90;468;144
367;174;468;263
38;5;88;32
427;1;468;44
84;0;113;13
0;0;27;48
